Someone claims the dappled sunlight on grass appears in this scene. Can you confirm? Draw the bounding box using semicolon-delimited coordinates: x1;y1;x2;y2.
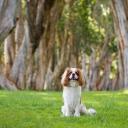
122;89;128;94
0;93;7;98
91;91;116;96
116;101;128;107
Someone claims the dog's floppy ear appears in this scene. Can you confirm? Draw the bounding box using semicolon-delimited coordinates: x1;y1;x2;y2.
61;67;70;86
77;69;85;86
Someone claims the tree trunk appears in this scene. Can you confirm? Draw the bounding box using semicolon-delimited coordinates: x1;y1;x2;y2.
0;0;20;41
26;0;61;90
10;21;29;89
88;49;98;90
98;55;111;90
47;1;75;90
0;74;17;90
4;32;15;77
112;0;128;88
15;0;24;53
81;52;88;90
36;0;64;90
88;36;110;90
50;41;71;90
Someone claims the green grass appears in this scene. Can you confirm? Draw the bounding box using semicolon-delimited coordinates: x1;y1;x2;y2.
0;90;128;128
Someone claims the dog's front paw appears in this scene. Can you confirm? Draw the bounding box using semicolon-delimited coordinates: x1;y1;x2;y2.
65;113;71;117
65;111;72;117
74;112;80;117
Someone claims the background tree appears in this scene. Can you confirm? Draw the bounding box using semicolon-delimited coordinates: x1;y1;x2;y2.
0;0;128;91
111;0;128;89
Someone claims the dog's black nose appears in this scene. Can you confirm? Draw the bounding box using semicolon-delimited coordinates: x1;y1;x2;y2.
72;73;76;80
72;73;75;77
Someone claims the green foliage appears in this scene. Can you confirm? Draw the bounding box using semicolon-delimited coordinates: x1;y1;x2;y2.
0;90;128;128
108;37;118;53
58;0;116;55
72;0;104;47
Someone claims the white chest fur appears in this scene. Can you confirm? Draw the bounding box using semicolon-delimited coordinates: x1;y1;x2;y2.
63;85;81;110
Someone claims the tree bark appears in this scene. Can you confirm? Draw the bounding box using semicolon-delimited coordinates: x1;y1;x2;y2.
88;36;110;90
0;0;20;41
10;21;29;89
112;0;128;88
26;0;60;90
98;55;111;90
4;32;15;77
81;52;88;90
0;74;17;90
32;0;64;90
15;0;24;53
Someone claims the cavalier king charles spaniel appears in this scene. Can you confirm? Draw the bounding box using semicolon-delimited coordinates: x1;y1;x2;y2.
61;67;96;117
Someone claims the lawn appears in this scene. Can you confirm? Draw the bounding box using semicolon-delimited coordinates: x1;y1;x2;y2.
0;90;128;128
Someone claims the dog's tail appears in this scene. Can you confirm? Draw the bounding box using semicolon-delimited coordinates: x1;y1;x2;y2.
80;104;96;115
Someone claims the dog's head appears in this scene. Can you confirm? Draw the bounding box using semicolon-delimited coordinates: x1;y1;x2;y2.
61;67;84;87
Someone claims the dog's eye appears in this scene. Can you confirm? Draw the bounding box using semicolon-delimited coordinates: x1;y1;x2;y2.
75;71;79;75
68;72;72;76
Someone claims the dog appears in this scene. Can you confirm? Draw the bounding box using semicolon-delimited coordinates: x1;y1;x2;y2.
61;67;96;117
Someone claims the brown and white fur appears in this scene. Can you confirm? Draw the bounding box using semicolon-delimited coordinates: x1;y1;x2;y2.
61;67;96;117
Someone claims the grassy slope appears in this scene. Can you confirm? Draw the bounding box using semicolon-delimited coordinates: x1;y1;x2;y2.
0;90;128;128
